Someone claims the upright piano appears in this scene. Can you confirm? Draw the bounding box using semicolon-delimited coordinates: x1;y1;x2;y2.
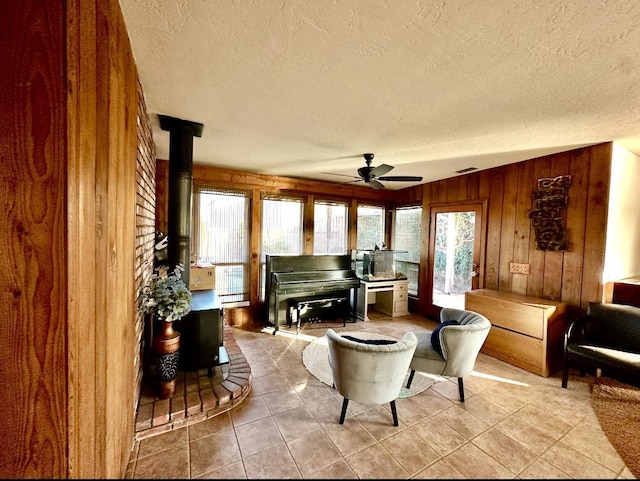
266;254;360;334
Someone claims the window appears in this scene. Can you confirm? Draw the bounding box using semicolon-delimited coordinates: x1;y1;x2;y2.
261;196;304;299
313;200;348;255
356;205;385;250
192;186;250;304
393;205;422;296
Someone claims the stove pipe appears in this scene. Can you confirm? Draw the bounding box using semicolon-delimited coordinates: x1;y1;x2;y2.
158;114;203;288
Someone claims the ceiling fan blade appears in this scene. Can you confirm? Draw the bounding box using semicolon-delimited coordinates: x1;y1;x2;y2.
377;175;424;182
370;164;393;177
322;172;360;179
367;179;386;190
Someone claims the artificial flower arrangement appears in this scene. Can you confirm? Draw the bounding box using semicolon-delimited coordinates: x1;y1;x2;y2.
139;264;192;322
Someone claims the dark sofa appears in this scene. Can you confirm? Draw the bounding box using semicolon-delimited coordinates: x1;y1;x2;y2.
561;302;640;388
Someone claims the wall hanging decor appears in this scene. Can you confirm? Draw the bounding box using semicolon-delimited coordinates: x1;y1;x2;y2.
529;175;572;251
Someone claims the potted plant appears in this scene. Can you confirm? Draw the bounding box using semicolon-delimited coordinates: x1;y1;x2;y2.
139;263;192;398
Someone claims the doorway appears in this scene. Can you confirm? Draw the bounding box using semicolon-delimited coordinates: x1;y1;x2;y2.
426;202;485;319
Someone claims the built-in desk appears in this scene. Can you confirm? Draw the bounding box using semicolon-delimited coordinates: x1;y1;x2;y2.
357;279;409;321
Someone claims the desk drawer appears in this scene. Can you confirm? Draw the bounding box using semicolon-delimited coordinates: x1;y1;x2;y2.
482;326;546;376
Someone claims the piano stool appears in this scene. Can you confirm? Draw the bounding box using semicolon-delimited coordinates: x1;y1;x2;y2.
287;296;355;335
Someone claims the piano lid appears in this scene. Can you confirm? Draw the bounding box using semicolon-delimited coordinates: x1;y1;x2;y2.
273;269;358;284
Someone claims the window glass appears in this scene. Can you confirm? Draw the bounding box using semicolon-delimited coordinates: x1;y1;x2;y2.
393;206;422;296
313;200;348;255
261;196;304;299
192;186;250;304
357;205;385;250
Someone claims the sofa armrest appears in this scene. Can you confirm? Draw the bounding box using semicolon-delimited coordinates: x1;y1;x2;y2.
564;315;588;351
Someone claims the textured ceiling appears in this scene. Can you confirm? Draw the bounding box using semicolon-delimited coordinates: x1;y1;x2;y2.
119;0;640;190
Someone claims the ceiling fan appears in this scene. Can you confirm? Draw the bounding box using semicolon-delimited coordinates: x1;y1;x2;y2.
348;153;423;190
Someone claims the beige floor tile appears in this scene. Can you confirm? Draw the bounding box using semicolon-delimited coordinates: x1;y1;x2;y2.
516;457;571;478
541;442;617;478
272;404;322;442
286;429;343;477
435;404;491;440
494;414;557;455
322;416;377;457
355;404;408;441
411;385;456;415
472;427;536;474
411;417;467;457
430;378;465;401
477;385;531;414
381;428;441;476
512;402;573;439
249;372;291;396
189;411;233;441
414;457;465;479
234;417;285;458
306;395;349;426
261;386;304;415
189;429;241;478
230;392;272;426
443;442;513;479
137;427;189;459
242;447;302;479
456;393;511;425
393;394;435;427
133;444;190;479
193;460;247;479
132;317;629;480
305;459;358;479
345;443;409;479
292;378;335;404
248;359;280;377
558;419;625;472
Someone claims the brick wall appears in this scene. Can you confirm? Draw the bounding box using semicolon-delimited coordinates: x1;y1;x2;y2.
134;78;156;405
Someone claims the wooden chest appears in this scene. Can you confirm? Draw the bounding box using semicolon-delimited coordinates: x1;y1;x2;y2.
465;289;567;377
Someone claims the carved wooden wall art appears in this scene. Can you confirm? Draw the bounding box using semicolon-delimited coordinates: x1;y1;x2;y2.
528;175;572;251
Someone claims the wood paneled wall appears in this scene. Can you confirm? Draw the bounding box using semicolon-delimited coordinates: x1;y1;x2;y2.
0;2;68;477
1;0;141;478
157;143;613;329
398;143;613;317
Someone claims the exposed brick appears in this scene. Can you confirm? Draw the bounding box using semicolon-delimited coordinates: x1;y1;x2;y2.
221;380;242;398
136;423;172;441
226;375;249;387
135;403;153;432
185;391;202;417
200;388;217;411
152;399;170;426
185;372;199;393
170;395;186;421
175;412;207;428
212;384;232;405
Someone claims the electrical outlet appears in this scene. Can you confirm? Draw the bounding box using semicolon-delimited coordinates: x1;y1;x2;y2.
510;262;530;275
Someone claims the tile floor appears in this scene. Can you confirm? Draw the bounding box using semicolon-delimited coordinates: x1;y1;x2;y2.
126;311;636;479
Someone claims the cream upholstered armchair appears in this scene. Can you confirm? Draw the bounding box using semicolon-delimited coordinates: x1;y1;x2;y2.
406;308;491;402
326;328;418;426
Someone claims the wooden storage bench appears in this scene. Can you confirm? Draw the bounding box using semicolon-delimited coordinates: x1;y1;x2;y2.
465;289;567;377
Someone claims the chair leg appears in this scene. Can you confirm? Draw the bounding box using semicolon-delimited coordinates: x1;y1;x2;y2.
458;377;465;402
406;370;415;389
339;398;349;424
390;400;398;426
561;360;569;388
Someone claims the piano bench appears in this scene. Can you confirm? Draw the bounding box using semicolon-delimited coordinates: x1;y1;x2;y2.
288;297;351;335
